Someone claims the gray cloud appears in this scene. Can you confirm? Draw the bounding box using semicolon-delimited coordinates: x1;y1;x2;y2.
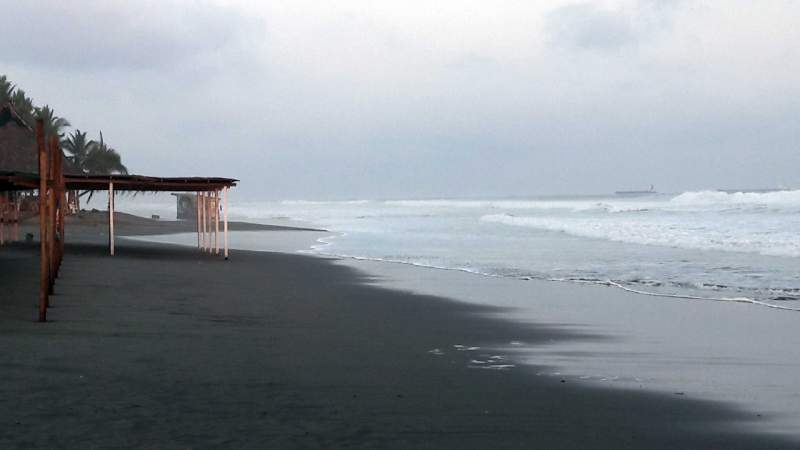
2;1;799;200
0;1;262;71
545;1;680;52
546;3;637;51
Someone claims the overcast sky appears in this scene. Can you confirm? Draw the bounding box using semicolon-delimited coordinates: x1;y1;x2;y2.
3;0;799;199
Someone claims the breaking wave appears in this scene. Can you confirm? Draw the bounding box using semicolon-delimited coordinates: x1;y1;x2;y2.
280;199;371;205
480;213;800;258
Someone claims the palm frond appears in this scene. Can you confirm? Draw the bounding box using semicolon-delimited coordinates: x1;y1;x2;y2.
0;75;14;104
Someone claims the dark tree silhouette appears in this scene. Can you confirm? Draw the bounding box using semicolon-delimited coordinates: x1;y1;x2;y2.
0;75;14;104
35;105;71;138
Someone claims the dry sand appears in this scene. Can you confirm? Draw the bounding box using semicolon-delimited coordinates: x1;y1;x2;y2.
0;214;797;448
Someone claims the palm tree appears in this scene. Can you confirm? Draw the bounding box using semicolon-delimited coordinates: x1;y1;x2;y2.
83;131;128;175
0;75;14;104
35;105;70;137
61;130;95;170
67;131;129;204
10;89;34;125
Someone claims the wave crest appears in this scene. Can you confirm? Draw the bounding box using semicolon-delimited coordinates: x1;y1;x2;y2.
670;190;800;209
480;213;800;258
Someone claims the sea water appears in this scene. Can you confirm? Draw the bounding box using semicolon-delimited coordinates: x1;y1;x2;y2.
224;191;800;312
117;190;800;432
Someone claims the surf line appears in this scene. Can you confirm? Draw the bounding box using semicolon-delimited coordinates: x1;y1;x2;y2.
301;235;800;313
602;280;800;312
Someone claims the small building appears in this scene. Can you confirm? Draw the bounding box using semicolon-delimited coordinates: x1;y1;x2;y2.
172;193;197;220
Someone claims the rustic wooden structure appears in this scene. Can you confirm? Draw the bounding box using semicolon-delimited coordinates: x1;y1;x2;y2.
1;102;238;321
63;175;235;258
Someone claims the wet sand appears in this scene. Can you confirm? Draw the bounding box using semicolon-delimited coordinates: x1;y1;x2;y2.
0;215;797;448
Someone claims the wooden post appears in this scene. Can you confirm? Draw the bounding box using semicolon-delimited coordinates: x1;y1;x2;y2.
214;190;220;255
196;193;201;249
59;176;66;271
13;196;20;242
58;145;65;274
47;172;56;293
108;182;115;256
48;136;58;290
223;187;229;260
204;192;209;252
197;192;206;252
1;194;5;246
37;120;48;322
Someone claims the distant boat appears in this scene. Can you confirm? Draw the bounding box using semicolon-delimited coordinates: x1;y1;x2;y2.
615;185;657;196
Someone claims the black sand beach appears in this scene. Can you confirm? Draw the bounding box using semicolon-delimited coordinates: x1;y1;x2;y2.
0;216;797;449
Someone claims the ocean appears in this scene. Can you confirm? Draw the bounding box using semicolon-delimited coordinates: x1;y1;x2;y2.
117;190;800;432
219;191;800;312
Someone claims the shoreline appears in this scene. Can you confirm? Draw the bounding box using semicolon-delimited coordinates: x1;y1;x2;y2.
1;213;798;448
125;214;800;437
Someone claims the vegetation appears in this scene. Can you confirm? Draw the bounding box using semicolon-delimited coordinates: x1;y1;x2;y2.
1;74;128;175
35;105;71;138
66;131;128;175
0;75;13;105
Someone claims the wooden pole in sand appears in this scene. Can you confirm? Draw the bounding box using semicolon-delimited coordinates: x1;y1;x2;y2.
208;192;213;253
14;197;20;242
59;160;66;272
1;194;5;246
108;182;115;256
223;187;229;260
196;193;201;249
203;192;211;253
214;190;220;255
37;120;48;322
47;139;56;295
197;192;206;252
48;136;58;290
57;140;65;276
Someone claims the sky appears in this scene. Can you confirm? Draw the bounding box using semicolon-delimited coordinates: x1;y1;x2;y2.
2;0;799;199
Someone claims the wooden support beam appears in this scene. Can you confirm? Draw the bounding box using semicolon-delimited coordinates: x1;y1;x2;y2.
13;197;20;243
223;187;229;260
109;182;115;256
197;192;206;251
205;192;211;253
214;190;220;255
36;120;48;322
1;194;5;246
59;169;65;272
59;180;66;273
203;192;211;253
196;192;201;249
48;136;58;292
47;172;55;295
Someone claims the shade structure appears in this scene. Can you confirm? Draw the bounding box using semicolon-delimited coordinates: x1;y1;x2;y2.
1;104;238;322
65;174;237;192
0;171;39;191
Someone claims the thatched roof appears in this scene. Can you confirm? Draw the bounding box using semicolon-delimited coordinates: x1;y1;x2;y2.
0;102;37;174
0;102;80;177
1;102;237;193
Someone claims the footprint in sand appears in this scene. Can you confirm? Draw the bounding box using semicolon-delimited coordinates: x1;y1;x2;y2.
468;363;516;370
453;345;481;351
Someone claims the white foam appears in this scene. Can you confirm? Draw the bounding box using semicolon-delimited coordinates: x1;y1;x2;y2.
670;190;800;210
218;195;800;312
280;199;370;205
383;198;667;213
480;213;800;258
604;280;800;312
